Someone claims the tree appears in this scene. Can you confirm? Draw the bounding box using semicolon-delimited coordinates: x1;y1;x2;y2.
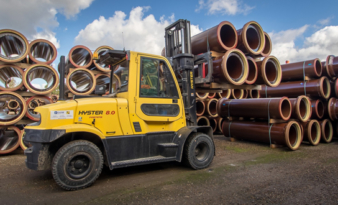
7;78;16;88
51;84;59;95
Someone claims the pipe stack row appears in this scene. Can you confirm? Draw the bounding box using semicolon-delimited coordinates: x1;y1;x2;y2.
188;21;282;87
217;97;306;150
195;92;223;133
59;45;121;98
196;89;251;134
0;29;60;154
216;55;338;150
259;57;337;145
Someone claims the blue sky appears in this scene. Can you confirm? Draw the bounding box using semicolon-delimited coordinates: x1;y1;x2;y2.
1;0;338;66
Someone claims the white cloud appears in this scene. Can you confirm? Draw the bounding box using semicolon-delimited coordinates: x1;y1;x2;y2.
33;30;60;49
32;84;41;89
75;7;203;55
318;17;333;26
196;0;254;15
270;25;338;63
0;0;94;47
49;0;94;19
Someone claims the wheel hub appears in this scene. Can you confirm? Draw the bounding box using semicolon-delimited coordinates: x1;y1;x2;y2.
74;160;84;169
66;155;91;179
195;142;209;161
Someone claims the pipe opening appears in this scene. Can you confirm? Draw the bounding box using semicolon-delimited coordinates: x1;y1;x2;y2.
0;33;26;61
209;118;217;132
51;95;58;103
93;47;111;71
69;70;94;93
30;42;55;62
0;66;23;90
27;97;51;120
71;48;92;67
299;98;307;119
265;59;278;84
0;94;24;121
8;100;18;110
96;75;110;92
281;99;291;120
28;100;39;109
196;101;205;116
317;100;324;118
323;121;333;142
218;89;230;98
218;118;224;133
220;24;237;48
242;89;248;98
196;92;208;100
250;90;259;98
208;93;216;98
246;25;260;52
288;124;298;147
233;89;243;99
209;100;217;116
0;130;18;152
310;122;320;143
262;34;271;55
315;60;322;76
226;53;244;82
247;59;256;82
322;78;330;98
197;117;209;126
27;66;56;92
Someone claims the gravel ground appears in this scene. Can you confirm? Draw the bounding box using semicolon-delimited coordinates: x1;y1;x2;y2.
0;135;338;205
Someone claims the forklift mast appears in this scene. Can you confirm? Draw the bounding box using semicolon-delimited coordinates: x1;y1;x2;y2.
164;19;213;126
164;19;197;126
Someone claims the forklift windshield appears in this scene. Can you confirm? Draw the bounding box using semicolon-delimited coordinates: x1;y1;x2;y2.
111;60;129;94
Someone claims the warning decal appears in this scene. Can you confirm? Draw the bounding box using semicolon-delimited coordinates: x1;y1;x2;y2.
50;110;74;120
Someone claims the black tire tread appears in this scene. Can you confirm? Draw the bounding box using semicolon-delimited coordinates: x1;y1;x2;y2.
52;140;103;191
183;132;214;170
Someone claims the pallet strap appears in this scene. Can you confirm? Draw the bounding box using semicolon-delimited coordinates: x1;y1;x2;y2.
267;98;273;145
227;100;232;118
228;121;232;138
302;61;307;95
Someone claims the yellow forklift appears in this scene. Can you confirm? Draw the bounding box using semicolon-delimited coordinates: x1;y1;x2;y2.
24;19;215;190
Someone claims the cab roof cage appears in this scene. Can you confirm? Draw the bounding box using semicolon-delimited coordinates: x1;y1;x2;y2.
99;50;128;66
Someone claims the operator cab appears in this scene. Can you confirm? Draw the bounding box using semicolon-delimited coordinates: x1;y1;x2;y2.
98;50;129;95
101;50;179;101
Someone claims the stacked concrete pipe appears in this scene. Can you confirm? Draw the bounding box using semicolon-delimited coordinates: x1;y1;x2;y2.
257;56;338;145
0;29;61;154
222;120;302;150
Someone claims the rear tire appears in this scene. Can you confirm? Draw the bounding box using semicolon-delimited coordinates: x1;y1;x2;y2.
52;140;103;191
183;132;215;169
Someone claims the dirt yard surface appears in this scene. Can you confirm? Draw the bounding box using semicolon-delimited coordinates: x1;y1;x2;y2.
1;135;338;205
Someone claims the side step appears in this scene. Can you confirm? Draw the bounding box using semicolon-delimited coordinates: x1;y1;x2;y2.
158;143;179;148
111;156;176;168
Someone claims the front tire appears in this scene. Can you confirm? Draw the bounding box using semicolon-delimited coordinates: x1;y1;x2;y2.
52;140;103;191
183;132;215;169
